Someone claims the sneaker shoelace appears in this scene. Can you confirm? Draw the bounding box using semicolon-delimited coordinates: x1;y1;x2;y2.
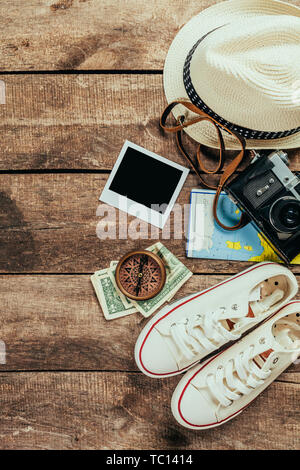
206;345;272;407
170;308;241;360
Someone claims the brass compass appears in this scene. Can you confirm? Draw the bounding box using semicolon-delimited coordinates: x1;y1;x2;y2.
115;250;166;301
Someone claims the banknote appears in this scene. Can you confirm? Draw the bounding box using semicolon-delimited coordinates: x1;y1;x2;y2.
91;242;192;320
108;261;133;308
130;242;193;317
91;269;137;320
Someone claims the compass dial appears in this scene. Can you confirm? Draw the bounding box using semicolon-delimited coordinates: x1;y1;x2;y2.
115;250;166;301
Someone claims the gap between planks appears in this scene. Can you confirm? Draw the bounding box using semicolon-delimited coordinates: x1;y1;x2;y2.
0;370;297;386
0;70;163;75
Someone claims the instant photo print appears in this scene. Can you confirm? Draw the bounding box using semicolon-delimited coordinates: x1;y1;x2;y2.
100;141;189;228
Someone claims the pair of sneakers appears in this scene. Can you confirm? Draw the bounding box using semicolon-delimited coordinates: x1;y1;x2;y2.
134;262;300;429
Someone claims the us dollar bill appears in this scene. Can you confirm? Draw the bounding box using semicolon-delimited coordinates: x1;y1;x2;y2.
91;269;137;320
108;261;133;308
91;243;192;320
130;242;193;317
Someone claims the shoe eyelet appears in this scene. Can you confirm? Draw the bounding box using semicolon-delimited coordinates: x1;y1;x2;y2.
259;338;266;345
273;357;279;365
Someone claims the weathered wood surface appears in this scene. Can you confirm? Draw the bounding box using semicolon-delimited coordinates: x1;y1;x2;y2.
0;74;168;170
2;0;201;71
0;371;298;450
0;274;299;372
1;0;300;72
1;173;300;274
0;74;300;170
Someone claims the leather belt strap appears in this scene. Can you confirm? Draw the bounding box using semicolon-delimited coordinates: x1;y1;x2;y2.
160;100;248;231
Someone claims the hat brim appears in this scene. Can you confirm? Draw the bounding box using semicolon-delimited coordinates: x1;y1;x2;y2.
163;0;300;150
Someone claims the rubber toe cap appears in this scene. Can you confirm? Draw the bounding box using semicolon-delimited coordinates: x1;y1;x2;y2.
137;328;178;377
174;384;217;428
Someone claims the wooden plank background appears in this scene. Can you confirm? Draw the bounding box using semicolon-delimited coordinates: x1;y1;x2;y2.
0;0;299;450
1;274;300;373
1;0;300;71
0;74;299;171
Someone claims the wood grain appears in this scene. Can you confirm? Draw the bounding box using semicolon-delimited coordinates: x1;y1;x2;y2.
0;74;169;170
1;173;300;274
0;371;298;450
0;0;229;71
1;0;300;72
0;74;300;170
0;273;299;372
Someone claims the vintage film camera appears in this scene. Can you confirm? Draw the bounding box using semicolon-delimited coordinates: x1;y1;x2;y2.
225;150;300;264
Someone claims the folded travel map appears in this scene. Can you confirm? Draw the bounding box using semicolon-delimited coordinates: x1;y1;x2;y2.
186;189;300;264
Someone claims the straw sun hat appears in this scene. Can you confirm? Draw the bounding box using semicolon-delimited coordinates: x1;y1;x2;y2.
163;0;300;150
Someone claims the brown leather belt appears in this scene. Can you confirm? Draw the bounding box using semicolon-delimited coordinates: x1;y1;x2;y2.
160;100;248;231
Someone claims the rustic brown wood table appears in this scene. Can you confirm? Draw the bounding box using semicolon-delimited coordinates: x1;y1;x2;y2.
0;0;299;450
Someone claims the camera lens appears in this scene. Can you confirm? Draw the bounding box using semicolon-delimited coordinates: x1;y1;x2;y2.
280;205;300;228
270;198;300;233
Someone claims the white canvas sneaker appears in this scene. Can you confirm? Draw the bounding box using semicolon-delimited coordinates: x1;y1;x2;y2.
171;301;300;429
135;262;298;378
